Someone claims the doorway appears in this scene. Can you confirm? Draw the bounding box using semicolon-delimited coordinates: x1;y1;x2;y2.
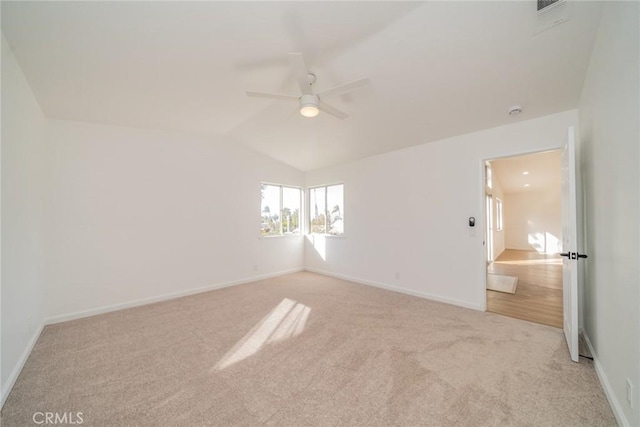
484;150;564;328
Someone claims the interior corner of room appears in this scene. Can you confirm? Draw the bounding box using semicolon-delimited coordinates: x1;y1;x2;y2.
1;1;638;426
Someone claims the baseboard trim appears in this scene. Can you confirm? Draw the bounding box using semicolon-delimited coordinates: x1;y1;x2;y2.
581;329;630;427
1;322;45;409
304;268;483;311
45;268;304;325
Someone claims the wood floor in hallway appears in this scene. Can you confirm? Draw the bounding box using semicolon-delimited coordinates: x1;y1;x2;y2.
487;249;563;328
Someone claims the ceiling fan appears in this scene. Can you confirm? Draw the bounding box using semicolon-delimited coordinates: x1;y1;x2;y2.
246;53;370;119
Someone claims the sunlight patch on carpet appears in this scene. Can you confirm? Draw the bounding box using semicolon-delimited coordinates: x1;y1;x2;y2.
214;298;310;370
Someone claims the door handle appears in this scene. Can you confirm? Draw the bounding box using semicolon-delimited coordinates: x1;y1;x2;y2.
560;252;588;259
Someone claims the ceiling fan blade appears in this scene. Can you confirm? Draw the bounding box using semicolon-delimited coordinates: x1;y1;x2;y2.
316;77;371;99
289;52;314;95
318;101;348;120
246;91;299;101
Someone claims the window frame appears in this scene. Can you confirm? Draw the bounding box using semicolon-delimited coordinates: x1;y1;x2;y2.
496;197;503;232
260;182;302;237
308;183;344;236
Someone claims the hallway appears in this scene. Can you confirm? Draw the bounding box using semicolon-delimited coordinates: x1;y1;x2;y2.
487;249;563;328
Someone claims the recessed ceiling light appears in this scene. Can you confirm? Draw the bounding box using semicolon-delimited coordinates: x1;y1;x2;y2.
524;184;530;187
508;105;523;116
522;171;529;175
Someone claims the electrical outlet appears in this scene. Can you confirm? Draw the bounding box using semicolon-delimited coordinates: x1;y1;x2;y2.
395;272;400;280
626;379;633;408
253;265;258;272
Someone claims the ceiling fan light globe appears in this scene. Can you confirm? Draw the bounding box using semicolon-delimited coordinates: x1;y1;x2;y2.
300;105;319;118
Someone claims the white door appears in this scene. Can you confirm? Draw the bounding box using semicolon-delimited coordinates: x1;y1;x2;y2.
561;126;580;362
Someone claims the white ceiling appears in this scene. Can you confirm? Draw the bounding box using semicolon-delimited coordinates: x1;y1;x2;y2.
490;150;562;194
2;1;603;171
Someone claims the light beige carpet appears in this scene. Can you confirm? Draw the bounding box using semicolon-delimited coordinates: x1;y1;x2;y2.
487;273;518;294
1;272;615;426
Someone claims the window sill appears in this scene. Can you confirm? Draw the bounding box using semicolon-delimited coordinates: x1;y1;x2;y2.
258;234;303;239
306;233;346;239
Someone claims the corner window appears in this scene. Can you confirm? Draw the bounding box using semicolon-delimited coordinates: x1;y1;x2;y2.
309;184;344;236
261;184;301;236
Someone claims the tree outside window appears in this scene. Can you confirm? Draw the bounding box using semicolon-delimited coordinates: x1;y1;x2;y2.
309;184;344;236
261;184;300;236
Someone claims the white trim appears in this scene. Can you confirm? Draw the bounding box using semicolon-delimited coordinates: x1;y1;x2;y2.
1;322;45;409
582;329;630;427
306;233;346;239
480;160;489;311
45;268;304;325
307;182;344;190
479;146;564;312
260;181;302;190
308;183;344;236
261;182;302;237
304;267;483;311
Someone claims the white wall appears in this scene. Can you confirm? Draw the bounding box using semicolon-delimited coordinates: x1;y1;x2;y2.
45;120;304;322
579;2;639;426
1;35;48;405
305;110;577;311
503;188;562;253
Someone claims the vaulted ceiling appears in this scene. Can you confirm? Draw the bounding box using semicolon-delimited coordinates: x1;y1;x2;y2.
2;1;603;171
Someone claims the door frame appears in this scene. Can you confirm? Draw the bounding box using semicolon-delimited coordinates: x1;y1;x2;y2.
486;193;494;263
478;146;565;313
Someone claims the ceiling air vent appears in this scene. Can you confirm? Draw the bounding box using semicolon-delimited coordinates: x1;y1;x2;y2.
533;0;571;35
537;0;564;13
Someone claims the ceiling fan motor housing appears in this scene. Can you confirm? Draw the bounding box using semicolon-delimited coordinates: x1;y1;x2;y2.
300;94;319;107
